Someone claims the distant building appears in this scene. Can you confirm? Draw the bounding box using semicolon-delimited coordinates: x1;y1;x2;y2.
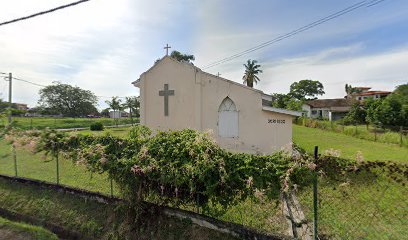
13;103;28;111
347;87;391;101
109;111;128;119
302;98;354;121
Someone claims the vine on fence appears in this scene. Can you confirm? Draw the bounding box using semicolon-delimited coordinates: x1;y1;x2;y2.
3;126;312;215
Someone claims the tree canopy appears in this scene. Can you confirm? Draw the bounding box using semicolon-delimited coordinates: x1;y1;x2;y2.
289;80;325;100
38;83;98;117
105;97;123;113
170;51;195;63
357;83;408;127
345;84;362;95
242;59;263;88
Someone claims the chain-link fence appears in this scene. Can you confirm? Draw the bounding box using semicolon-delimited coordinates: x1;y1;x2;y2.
295;147;408;239
298;175;407;239
0;143;118;197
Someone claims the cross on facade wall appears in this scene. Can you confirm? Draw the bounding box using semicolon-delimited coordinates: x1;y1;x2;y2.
159;84;175;116
164;44;171;56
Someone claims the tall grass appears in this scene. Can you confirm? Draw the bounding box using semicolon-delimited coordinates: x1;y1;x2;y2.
296;118;407;147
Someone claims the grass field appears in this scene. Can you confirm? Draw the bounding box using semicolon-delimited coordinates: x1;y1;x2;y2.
0;117;138;130
293;125;408;163
296;119;408;147
297;172;407;239
0;216;58;240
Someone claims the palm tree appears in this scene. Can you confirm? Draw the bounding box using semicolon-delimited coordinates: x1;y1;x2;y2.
105;97;123;126
122;96;140;125
242;59;262;88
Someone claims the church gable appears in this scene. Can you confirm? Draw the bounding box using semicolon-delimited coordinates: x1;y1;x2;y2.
134;55;301;154
138;56;199;130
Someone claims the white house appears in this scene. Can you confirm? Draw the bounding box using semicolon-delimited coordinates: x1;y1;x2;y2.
132;56;301;154
302;98;353;121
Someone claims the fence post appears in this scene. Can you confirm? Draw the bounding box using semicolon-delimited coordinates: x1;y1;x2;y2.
110;177;114;198
30;118;33;129
53;143;60;185
12;145;17;177
313;146;319;240
400;126;403;147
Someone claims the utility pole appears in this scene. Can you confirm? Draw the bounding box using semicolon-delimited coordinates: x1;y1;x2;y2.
8;72;12;124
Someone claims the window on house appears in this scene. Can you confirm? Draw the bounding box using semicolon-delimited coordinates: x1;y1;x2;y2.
311;110;317;115
218;97;239;138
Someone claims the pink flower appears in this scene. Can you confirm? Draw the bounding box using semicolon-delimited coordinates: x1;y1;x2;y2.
130;165;145;176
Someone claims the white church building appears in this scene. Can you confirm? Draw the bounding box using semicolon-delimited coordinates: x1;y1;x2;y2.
132;56;301;154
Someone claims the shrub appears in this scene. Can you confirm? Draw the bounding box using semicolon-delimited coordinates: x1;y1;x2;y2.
90;122;104;131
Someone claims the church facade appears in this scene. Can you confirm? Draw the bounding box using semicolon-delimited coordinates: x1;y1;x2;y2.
132;56;301;154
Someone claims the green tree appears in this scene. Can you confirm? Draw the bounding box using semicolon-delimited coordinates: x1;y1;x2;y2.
101;108;110;118
122;96;140;125
393;83;408;103
0;99;12;113
343;103;366;125
365;98;382;124
345;84;362;95
170;50;195;63
271;93;290;108
289;80;325;100
105;96;123;118
242;59;263;88
375;95;404;126
286;98;303;111
38;83;98;117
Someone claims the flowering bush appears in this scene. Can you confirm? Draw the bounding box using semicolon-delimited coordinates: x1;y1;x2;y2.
5;126;314;215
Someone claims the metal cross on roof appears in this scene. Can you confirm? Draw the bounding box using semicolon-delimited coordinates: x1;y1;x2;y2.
164;44;171;56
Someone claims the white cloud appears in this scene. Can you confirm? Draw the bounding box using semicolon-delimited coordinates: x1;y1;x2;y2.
217;45;408;98
0;0;189;108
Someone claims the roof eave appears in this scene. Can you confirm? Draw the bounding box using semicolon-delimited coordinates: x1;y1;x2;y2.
262;106;302;117
132;79;141;88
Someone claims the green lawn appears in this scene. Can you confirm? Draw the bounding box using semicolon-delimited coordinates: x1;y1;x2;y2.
297;172;407;239
293;125;408;163
71;126;132;138
0;139;119;196
0;117;138;130
0;216;58;240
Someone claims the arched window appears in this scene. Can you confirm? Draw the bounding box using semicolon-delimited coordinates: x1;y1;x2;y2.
218;97;239;138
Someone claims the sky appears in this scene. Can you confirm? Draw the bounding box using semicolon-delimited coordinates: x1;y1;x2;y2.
0;0;407;109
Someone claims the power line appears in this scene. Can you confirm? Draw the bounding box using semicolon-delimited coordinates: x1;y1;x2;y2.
202;0;385;69
0;0;90;27
12;77;47;87
9;75;130;99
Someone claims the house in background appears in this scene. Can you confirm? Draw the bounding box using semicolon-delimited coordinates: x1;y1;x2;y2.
347;87;391;101
13;103;28;111
109;111;128;119
302;98;354;121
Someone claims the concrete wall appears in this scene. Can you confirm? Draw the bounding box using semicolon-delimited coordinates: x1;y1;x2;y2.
137;57;294;154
